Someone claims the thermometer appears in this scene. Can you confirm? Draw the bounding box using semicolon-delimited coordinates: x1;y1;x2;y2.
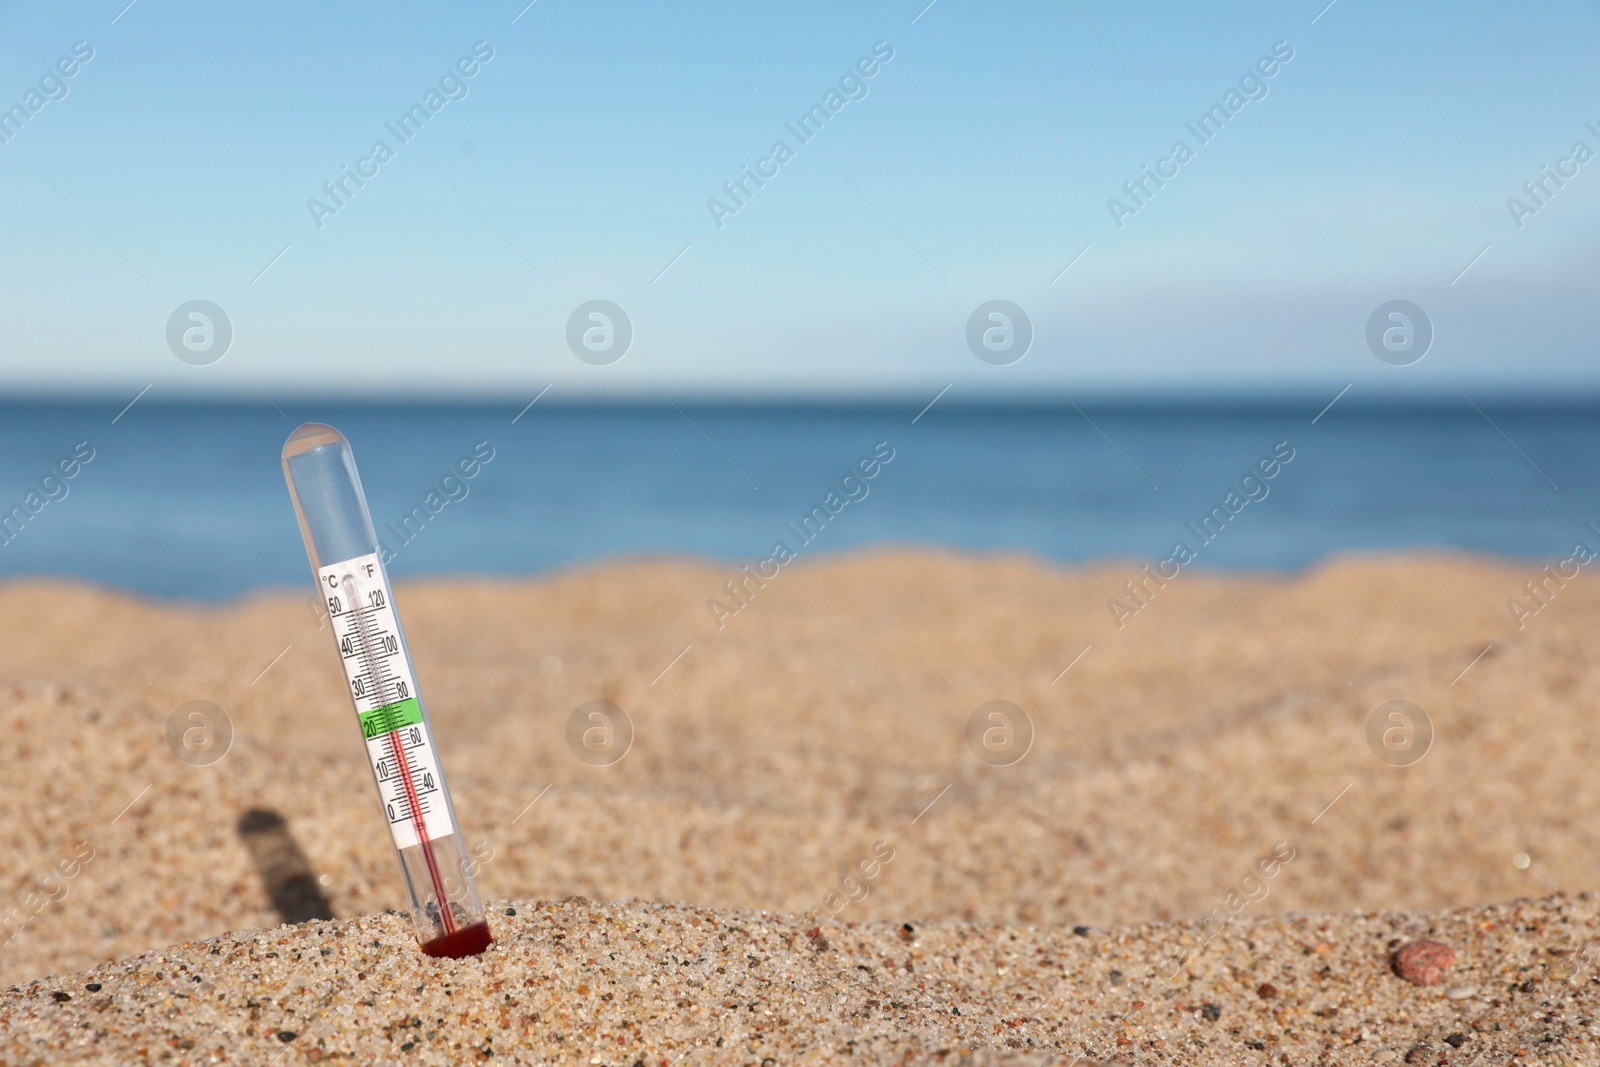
281;423;491;958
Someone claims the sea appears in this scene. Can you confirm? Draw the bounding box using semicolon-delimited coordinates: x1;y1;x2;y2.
0;398;1590;600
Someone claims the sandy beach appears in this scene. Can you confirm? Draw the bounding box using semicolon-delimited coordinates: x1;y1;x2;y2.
3;551;1598;1063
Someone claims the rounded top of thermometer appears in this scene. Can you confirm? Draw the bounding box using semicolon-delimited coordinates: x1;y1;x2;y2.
281;423;378;568
282;422;348;462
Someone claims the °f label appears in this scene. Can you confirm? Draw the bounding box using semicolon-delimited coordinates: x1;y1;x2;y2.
318;553;454;851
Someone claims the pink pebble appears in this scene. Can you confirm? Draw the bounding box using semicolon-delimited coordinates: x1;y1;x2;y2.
1392;939;1456;986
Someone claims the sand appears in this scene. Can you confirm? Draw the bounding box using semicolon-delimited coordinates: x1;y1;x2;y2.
5;893;1597;1065
2;551;1598;1063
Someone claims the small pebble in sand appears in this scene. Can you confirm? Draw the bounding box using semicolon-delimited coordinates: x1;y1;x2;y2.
1201;1003;1222;1021
1392;939;1456;986
1445;985;1477;999
1444;1033;1465;1048
1403;1045;1432;1064
898;923;915;942
1372;1052;1398;1063
1073;925;1092;937
1257;982;1279;999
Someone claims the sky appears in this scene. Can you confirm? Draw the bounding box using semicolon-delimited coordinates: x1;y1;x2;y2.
0;0;1596;400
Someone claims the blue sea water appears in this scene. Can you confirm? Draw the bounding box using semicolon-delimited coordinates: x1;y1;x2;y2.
0;398;1590;600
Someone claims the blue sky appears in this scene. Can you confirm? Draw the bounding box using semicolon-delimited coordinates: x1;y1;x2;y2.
0;0;1596;399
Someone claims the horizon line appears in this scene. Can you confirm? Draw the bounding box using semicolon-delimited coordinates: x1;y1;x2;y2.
2;382;1599;409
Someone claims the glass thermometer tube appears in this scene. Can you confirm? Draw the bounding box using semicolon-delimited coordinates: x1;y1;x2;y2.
281;423;491;958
